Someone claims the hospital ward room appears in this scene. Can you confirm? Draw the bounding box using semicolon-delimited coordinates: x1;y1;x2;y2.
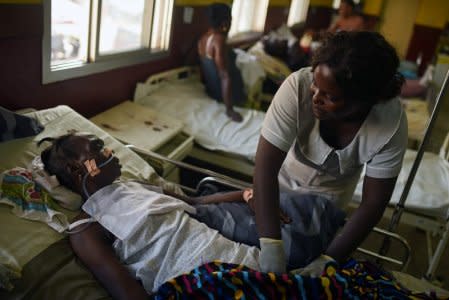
2;0;449;299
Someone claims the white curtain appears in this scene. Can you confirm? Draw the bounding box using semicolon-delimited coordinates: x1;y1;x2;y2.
229;0;269;37
287;0;310;26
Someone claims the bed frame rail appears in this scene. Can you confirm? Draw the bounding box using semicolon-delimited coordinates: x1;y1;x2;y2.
126;144;251;193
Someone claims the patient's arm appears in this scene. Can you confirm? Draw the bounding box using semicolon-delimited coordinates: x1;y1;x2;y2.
165;185;293;223
164;189;244;205
69;211;149;300
325;176;396;263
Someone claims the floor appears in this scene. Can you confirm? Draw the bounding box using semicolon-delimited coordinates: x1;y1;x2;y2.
349;206;449;291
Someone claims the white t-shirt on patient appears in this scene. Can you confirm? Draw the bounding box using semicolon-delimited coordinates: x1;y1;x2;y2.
261;67;408;207
82;181;260;293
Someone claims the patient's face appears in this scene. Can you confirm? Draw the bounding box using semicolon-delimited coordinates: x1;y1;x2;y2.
68;135;122;188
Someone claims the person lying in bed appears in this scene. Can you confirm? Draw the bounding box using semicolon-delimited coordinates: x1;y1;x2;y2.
38;133;260;299
197;3;245;122
38;132;345;299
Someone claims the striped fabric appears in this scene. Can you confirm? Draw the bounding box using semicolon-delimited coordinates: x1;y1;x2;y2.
0;106;43;142
155;260;446;300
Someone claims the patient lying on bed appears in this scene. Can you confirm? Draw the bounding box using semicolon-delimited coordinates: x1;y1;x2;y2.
38;132;345;298
37;132;262;298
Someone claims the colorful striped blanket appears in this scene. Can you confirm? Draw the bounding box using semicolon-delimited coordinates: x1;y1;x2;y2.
154;259;447;300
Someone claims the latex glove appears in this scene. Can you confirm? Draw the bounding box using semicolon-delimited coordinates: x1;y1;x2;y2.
259;238;286;273
290;254;335;277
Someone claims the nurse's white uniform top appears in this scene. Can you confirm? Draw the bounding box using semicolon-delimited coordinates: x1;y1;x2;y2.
261;67;408;208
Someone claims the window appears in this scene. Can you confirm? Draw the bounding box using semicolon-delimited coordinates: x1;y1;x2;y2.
287;0;310;26
43;0;174;84
332;0;361;10
228;0;269;37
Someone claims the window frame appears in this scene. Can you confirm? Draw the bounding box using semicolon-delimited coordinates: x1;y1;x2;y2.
42;0;174;84
332;0;361;10
228;0;269;38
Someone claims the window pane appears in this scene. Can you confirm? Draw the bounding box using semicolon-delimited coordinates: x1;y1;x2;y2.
99;0;146;54
288;0;310;26
51;0;90;66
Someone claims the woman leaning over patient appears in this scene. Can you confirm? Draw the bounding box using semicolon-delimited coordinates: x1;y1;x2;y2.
253;31;407;273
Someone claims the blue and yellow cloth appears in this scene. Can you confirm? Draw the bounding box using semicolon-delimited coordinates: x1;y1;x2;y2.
155;260;447;299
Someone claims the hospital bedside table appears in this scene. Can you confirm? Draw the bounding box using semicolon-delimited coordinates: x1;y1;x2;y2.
90;101;194;182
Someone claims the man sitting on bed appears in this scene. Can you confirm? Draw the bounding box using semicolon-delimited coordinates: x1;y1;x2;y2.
38;133;344;298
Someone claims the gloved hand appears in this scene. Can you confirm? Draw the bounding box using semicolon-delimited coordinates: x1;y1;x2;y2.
259;237;287;273
290;254;335;277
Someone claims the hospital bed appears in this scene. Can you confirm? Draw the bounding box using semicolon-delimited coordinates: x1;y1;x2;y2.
353;131;449;280
0;105;183;299
353;69;449;282
0;105;248;298
133;66;263;180
132;66;432;180
0;105;448;298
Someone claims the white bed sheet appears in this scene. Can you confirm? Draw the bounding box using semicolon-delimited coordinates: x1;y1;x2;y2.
134;76;264;162
354;149;449;216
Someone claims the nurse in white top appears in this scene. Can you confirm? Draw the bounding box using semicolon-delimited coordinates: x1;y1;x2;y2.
254;31;408;274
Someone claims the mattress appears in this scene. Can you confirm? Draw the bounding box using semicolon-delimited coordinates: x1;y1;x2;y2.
134;75;264;162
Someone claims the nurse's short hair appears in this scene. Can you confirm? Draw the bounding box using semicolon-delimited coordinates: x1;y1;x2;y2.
312;31;404;105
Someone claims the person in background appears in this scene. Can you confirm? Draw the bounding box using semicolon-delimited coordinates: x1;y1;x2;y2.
197;3;245;122
253;31;407;274
328;0;365;33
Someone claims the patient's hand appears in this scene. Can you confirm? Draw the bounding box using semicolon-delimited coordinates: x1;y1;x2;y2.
226;109;243;122
243;189;292;224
